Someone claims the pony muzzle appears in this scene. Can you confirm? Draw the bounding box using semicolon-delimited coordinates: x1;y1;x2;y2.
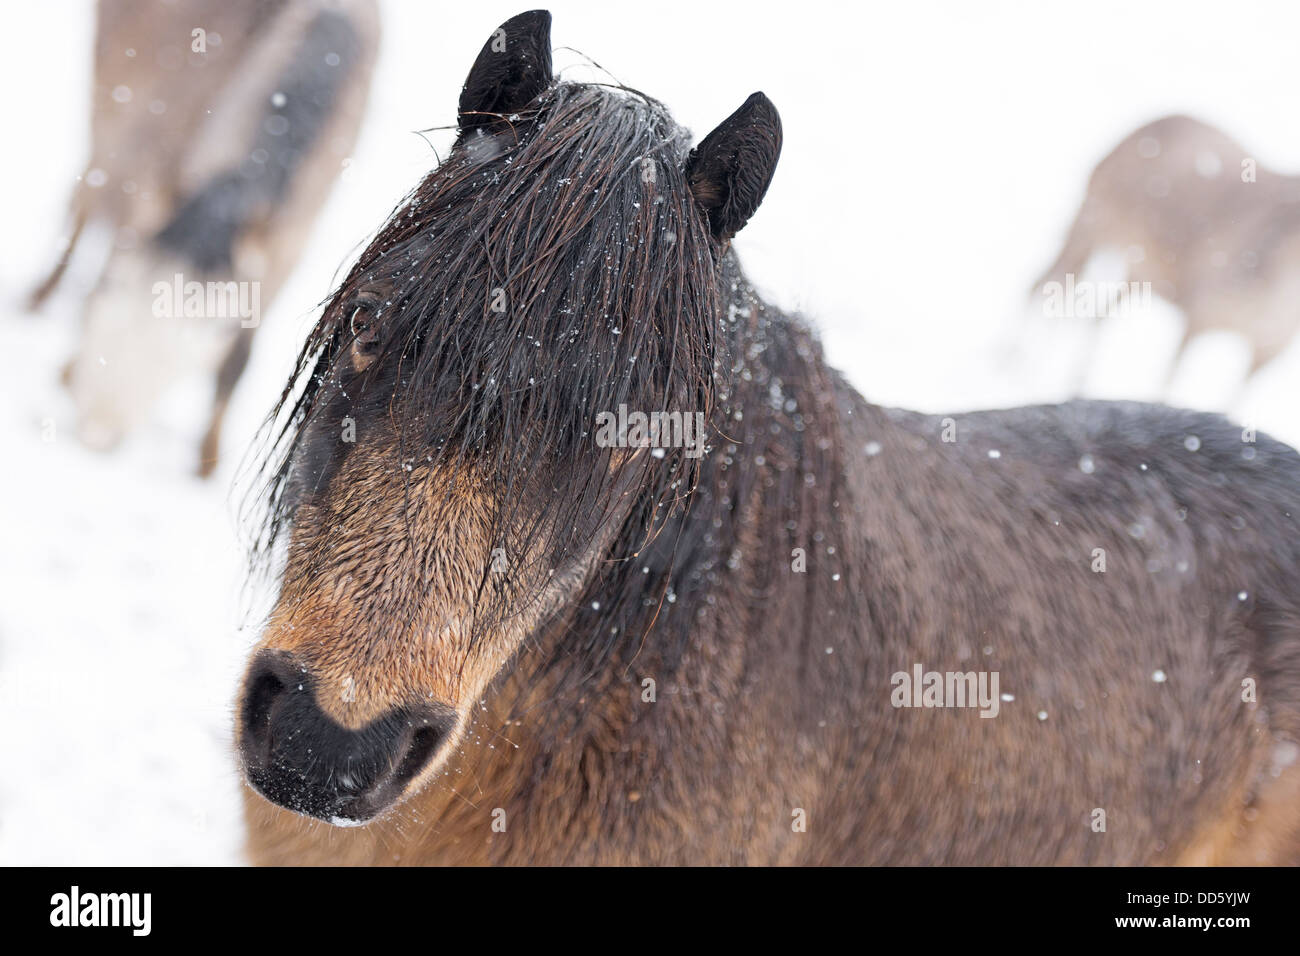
236;650;456;825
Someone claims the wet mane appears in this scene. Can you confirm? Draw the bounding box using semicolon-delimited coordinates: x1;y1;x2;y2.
249;81;725;642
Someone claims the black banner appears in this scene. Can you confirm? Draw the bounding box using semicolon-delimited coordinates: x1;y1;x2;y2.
6;866;1281;941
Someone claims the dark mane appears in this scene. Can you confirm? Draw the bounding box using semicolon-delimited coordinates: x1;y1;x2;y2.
249;81;725;640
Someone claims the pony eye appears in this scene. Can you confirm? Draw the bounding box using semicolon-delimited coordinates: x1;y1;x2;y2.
349;305;370;336
347;299;381;354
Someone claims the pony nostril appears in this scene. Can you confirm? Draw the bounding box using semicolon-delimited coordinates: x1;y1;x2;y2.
327;716;453;824
237;650;457;822
390;724;448;791
239;652;300;768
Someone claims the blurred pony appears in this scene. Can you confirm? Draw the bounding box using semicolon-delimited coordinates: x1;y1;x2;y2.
31;0;379;475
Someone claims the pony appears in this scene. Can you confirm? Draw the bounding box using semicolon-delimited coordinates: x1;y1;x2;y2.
235;11;1300;864
30;0;379;475
1034;114;1300;398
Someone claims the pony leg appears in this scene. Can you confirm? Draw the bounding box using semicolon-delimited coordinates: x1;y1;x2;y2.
1030;202;1100;394
197;328;254;479
1223;339;1285;417
27;205;88;310
1031;201;1096;295
1176;756;1300;865
1064;319;1101;396
1159;322;1197;402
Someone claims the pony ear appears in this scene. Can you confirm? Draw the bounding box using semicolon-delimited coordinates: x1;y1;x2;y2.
685;92;782;242
458;10;553;132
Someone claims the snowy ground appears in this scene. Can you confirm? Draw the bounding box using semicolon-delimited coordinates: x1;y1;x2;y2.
3;0;1300;864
